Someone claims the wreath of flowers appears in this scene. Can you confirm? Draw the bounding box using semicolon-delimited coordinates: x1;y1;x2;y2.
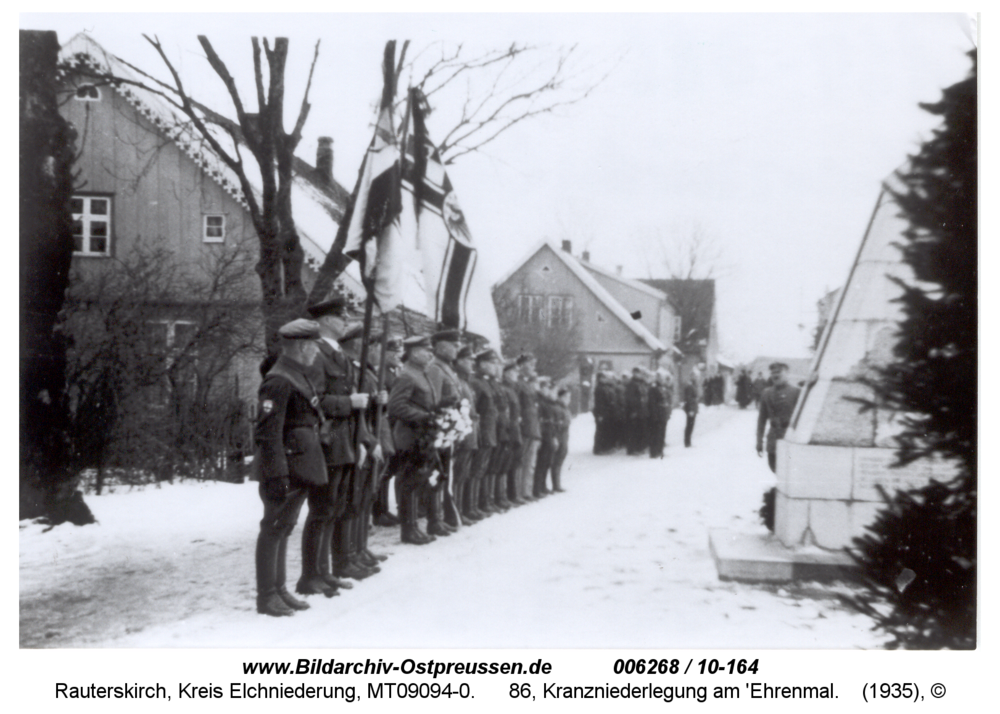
414;398;475;485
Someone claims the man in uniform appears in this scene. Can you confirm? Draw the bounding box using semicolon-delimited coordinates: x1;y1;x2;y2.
336;326;386;579
682;371;700;448
648;369;672;458
550;386;572;492
532;376;558;497
625;367;650;455
592;372;614;455
301;298;370;596
756;362;802;473
254;319;327;616
467;349;500;520
424;330;464;535
387;335;439;544
451;344;480;526
515;354;541;502
499;361;523;509
372;337;403;527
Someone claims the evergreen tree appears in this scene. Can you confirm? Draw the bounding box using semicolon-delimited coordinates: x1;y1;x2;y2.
848;51;976;649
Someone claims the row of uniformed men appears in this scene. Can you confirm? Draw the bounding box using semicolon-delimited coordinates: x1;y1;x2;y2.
253;295;572;617
592;367;676;458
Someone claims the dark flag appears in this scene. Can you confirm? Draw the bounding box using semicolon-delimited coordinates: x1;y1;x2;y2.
401;88;501;347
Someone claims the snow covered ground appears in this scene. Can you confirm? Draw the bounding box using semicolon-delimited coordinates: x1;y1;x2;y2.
20;406;889;649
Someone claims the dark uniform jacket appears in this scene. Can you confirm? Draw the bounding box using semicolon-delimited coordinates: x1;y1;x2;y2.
683;380;700;416
593;380;613;422
647;382;671;422
501;381;522;446
255;356;328;486
426;357;462;409
625;377;649;422
517;379;541;440
757;382;801;453
454;367;480;451
552;401;572;442
388;363;439;453
316;339;358;467
536;395;555;443
470;373;498;449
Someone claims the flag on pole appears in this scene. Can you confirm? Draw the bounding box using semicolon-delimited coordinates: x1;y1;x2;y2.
343;44;404;312
402;89;502;348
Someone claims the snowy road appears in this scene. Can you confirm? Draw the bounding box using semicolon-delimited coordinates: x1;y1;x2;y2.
20;406;887;649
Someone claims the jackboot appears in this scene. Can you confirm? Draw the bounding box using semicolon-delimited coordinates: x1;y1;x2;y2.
426;488;452;536
335;518;377;580
401;489;435;544
296;519;337;597
355;516;384;570
276;534;312;608
471;478;487;520
467;478;484;520
256;529;294;616
318;521;353;591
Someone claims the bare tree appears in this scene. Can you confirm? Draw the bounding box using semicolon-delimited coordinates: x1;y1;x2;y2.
312;40;615;306
65;35;321;350
400;41;618;165
638;223;727;366
64;236;262;492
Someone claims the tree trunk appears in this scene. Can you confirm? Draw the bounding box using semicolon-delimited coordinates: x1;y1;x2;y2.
19;30;95;525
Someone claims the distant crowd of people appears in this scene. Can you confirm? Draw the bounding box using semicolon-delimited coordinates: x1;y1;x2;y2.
252;294;573;617
591;367;696;457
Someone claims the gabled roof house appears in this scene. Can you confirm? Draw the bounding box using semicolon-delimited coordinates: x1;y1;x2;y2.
493;240;673;376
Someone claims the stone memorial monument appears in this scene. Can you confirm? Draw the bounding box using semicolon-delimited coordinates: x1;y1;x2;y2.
710;171;959;580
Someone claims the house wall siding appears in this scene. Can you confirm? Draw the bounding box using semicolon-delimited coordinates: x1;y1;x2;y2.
62;81;259;294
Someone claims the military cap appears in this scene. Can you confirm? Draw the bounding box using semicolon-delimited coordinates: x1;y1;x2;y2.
278;318;321;340
456;345;476;360
516;353;536;366
385;337;403;351
403;335;432;351
431;329;462;344
306;295;349;318
502;360;519;373
769;361;789;372
338;323;366;344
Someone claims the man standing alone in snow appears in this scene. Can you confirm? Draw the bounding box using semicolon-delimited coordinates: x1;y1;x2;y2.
756;362;801;473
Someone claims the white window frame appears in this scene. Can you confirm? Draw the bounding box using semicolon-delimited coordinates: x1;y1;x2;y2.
202;214;226;243
71;195;112;256
74;84;101;101
547;295;574;328
145;319;199;406
518;294;544;325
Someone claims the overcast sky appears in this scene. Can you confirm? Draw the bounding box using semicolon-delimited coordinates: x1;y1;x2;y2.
21;12;976;361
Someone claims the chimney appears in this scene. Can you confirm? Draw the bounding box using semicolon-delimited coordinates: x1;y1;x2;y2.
582;250;590;262
561;239;572;253
616;265;623;276
316;136;334;186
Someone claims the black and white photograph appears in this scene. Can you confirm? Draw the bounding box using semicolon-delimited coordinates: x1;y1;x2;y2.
20;9;977;672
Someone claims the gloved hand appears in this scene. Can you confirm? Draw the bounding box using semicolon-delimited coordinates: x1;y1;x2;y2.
263;476;290;502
